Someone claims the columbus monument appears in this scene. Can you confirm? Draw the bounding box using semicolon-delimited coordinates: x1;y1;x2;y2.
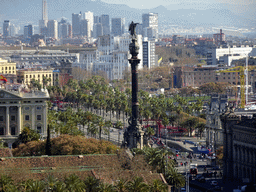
123;22;144;149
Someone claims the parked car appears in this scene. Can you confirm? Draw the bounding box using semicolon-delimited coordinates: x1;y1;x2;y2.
180;187;186;192
210;180;218;186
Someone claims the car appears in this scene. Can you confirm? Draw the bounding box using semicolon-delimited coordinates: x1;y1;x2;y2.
210;180;218;186
180;187;186;192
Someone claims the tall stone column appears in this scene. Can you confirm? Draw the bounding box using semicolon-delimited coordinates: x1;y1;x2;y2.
6;106;10;135
123;21;144;149
17;106;21;134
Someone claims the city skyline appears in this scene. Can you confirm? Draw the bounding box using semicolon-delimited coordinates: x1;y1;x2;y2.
0;0;255;37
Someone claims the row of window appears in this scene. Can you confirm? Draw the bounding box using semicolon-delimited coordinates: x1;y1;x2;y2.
26;74;52;78
0;125;42;135
1;67;15;70
0;115;42;121
1;71;15;74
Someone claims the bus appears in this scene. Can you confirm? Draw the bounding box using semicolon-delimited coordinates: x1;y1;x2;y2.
141;119;186;137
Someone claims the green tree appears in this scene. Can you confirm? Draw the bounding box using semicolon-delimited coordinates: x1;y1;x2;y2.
17;127;40;144
84;176;100;192
180;117;197;137
64;174;85;192
125;177;148;192
149;179;168;192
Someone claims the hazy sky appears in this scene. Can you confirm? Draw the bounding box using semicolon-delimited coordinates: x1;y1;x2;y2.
100;0;255;9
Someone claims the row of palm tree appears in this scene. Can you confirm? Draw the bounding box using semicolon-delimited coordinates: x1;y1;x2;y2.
48;107;114;141
0;174;167;192
47;76;206;137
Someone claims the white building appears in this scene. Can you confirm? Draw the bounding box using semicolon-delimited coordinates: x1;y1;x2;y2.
207;45;256;66
77;34;143;80
142;13;158;40
47;20;58;39
84;11;93;38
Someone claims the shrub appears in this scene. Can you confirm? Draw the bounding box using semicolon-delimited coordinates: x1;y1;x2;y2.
12;135;119;157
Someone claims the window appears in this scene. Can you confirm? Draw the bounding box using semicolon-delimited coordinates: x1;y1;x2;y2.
37;115;41;121
11;116;15;121
0;116;3;121
25;115;29;121
36;106;42;110
37;126;42;133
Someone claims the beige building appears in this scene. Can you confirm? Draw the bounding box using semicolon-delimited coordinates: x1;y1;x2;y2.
0;86;49;146
0;58;17;83
182;65;256;92
17;68;53;87
0;58;16;75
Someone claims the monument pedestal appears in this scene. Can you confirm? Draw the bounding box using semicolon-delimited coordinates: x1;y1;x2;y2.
124;123;144;149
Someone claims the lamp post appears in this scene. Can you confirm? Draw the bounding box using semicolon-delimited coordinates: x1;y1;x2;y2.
123;21;144;149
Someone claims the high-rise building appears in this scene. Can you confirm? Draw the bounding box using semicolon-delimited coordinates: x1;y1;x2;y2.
135;23;143;35
142;13;158;40
3;20;11;37
58;18;71;39
94;16;100;24
24;25;33;38
47;20;58;39
72;13;82;36
143;37;156;69
42;0;48;21
39;0;48;35
111;18;125;36
80;19;89;37
93;23;103;38
84;11;93;38
100;15;110;35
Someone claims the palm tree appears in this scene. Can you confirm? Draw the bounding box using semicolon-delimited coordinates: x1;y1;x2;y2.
115;179;127;192
64;174;85;192
84;176;100;192
115;120;123;146
149;179;168;192
45;175;58;191
25;179;46;192
165;167;185;190
53;181;67;192
0;175;14;191
105;120;112;141
97;117;105;140
125;177;149;192
98;183;116;192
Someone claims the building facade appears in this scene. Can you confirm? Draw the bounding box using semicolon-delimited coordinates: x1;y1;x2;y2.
78;34;143;80
111;18;125;37
221;111;256;183
143;38;156;69
17;68;53;87
142;13;158;40
0;87;49;146
3;20;11;38
207;45;256;66
72;13;82;36
100;15;110;36
47;20;58;39
84;11;93;38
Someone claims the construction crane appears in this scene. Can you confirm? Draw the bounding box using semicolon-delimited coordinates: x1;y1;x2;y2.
216;57;256;108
